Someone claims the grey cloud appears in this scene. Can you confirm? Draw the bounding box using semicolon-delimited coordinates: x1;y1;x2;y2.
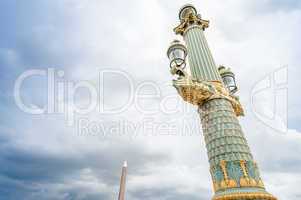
129;187;210;200
0;128;171;199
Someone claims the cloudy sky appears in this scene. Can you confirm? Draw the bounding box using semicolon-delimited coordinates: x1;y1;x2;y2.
0;0;301;199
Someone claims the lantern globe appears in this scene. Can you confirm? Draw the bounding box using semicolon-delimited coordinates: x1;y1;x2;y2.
167;40;187;69
179;4;197;20
218;66;238;94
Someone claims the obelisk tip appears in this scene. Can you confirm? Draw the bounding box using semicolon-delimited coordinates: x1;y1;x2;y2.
123;161;127;167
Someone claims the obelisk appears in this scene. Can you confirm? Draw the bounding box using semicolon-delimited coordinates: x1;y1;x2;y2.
118;161;127;200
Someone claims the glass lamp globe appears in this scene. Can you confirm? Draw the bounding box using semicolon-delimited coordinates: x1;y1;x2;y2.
218;66;238;94
167;40;187;69
179;4;197;20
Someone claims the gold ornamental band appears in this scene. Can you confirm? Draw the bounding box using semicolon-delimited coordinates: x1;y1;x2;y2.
212;192;277;200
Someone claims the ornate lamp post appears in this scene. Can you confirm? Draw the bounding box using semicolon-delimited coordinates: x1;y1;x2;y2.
167;4;277;200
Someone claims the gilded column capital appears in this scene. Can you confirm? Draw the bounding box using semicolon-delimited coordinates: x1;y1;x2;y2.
174;13;209;35
174;4;209;35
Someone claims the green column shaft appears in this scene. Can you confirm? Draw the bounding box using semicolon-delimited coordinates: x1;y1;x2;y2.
198;99;266;197
184;26;221;81
184;22;267;197
199;99;253;167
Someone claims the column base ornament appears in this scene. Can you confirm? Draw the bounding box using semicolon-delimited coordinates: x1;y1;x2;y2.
212;192;277;200
211;160;266;192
